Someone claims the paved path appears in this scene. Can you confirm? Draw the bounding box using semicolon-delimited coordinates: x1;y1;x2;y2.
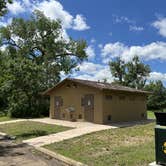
30;118;111;128
23;118;117;147
0;119;26;125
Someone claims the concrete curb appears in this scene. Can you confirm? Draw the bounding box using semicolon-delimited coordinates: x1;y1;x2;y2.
149;161;162;166
36;147;88;166
0;132;7;136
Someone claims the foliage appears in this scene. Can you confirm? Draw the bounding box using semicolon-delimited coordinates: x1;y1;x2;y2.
109;57;125;84
3;56;46;117
0;11;87;117
0;0;12;16
145;80;166;110
0;10;87;88
109;56;151;89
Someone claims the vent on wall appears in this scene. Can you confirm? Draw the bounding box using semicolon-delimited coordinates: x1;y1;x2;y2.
119;95;125;100
141;113;145;118
108;115;112;121
66;84;71;88
105;95;113;100
66;83;78;88
78;114;82;119
129;96;135;101
62;113;65;118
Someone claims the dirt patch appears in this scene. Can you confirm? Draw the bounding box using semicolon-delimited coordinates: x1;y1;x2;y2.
0;137;65;166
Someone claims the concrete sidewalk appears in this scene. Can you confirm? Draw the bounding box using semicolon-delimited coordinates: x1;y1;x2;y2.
0;119;26;125
23;124;116;147
30;118;114;128
0;118;117;147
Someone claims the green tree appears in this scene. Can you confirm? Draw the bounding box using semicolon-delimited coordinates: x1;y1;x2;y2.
109;57;126;85
3;56;45;117
0;11;87;117
109;56;151;89
0;0;12;16
0;50;8;114
145;80;166;110
0;10;87;88
125;56;151;89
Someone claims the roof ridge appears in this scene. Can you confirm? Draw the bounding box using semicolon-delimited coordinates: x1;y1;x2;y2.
43;77;151;95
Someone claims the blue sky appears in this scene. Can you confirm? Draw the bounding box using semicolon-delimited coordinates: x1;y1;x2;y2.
1;0;166;84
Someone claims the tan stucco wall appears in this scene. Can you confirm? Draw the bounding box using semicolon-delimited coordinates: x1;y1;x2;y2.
49;81;103;124
49;80;147;124
102;91;147;123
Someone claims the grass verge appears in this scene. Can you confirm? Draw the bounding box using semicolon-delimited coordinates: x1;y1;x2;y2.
147;111;156;119
0;121;72;141
45;122;155;166
0;116;16;122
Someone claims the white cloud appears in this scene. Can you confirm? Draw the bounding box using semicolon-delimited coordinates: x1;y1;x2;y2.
152;17;166;37
0;18;12;28
0;45;7;51
129;25;144;31
85;46;95;59
78;62;103;74
98;44;103;49
101;42;127;63
149;72;166;81
113;15;135;24
108;32;112;36
73;14;90;31
74;62;113;82
22;0;31;7
34;0;89;31
7;1;25;15
6;0;90;31
101;41;166;63
90;38;96;43
113;15;144;32
35;0;73;29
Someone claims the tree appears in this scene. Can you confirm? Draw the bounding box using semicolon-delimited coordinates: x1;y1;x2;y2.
109;56;151;89
0;50;8;114
0;0;12;16
145;81;166;110
125;56;151;89
0;10;87;88
109;57;126;85
3;56;45;117
0;11;87;117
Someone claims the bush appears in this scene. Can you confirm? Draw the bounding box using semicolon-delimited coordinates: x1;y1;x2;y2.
7;91;49;118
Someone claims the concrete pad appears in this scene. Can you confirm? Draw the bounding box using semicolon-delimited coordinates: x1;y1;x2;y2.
30;118;101;128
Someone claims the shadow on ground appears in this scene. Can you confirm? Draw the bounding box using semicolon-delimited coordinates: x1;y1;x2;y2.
0;137;64;166
0;140;26;157
109;119;155;128
15;130;48;140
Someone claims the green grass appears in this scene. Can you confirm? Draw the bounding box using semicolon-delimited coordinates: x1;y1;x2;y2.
0;121;72;141
0;116;15;122
147;111;156;119
45;122;155;166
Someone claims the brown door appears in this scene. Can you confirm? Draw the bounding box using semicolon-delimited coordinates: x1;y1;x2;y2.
54;96;62;119
55;108;60;119
84;94;94;122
